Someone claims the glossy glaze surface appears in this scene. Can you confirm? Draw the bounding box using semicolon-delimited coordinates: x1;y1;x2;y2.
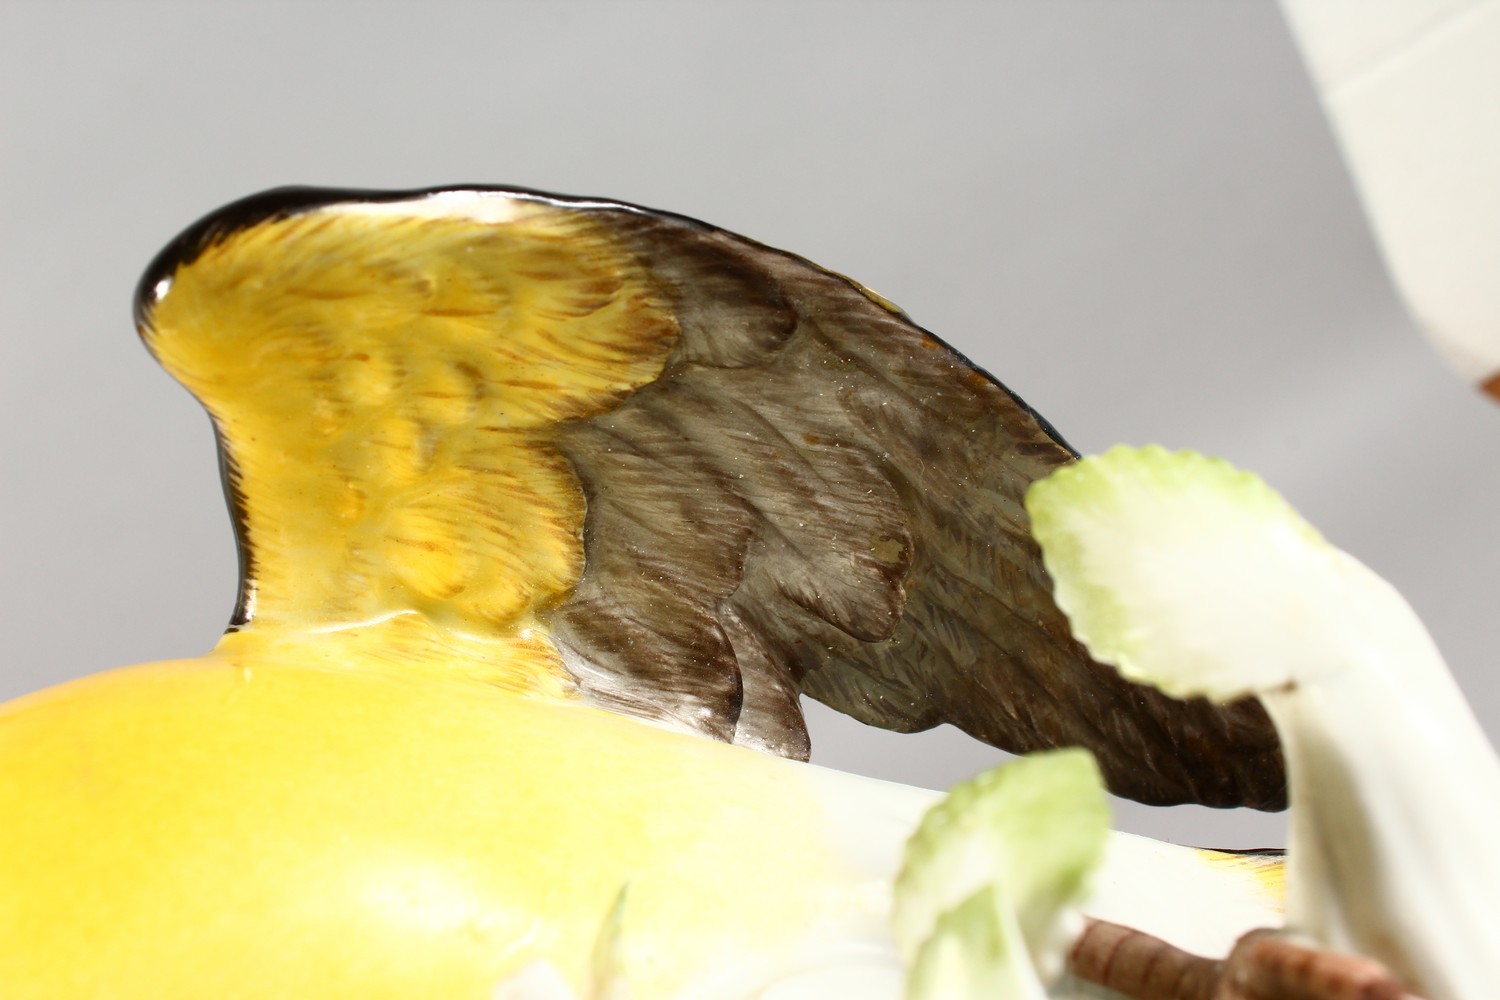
0;648;862;998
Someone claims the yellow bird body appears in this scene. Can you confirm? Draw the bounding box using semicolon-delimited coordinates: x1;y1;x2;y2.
0;635;916;999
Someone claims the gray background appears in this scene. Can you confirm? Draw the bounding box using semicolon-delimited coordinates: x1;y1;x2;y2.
4;0;1499;848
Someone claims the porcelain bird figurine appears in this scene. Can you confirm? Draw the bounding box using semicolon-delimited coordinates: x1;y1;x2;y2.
0;187;1286;998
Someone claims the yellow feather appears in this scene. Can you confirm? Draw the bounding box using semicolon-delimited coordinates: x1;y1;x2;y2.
142;202;678;680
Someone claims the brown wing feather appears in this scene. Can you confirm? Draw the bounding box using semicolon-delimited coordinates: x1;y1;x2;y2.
545;207;1284;809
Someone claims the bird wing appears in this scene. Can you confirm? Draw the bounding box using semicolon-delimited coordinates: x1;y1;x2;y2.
135;185;1284;809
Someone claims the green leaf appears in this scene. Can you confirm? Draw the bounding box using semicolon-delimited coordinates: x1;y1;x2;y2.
892;749;1109;1000
1025;444;1348;700
1025;444;1500;998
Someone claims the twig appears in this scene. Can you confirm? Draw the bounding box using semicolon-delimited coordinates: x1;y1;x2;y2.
1068;919;1420;1000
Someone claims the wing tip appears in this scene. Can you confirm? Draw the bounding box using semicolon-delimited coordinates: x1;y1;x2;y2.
136;186;347;330
132;183;637;332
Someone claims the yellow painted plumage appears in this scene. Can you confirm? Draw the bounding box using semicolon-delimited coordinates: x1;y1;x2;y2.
1197;848;1287;908
145;198;677;686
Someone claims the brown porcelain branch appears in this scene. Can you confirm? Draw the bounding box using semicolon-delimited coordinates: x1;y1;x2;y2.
1068;920;1419;1000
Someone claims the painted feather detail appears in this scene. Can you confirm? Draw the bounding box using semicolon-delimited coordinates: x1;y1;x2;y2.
135;185;1284;809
